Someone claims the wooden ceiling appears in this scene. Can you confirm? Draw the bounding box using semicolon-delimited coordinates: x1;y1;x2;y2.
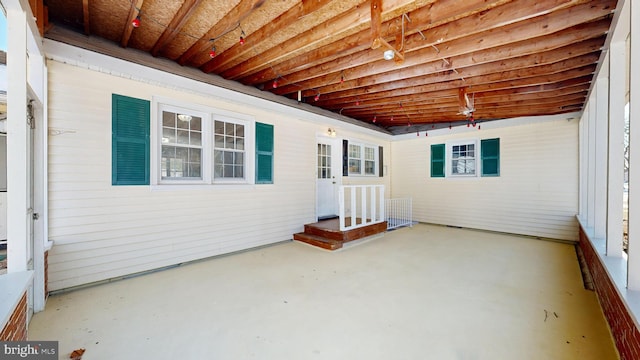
42;0;617;132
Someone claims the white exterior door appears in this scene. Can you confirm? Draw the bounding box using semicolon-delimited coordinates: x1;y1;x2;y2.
316;137;340;219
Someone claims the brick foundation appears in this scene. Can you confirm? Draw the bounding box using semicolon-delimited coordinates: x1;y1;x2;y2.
0;293;28;341
579;227;640;360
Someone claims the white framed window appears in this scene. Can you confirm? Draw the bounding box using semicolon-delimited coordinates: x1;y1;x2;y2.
152;99;255;186
348;144;361;174
348;142;378;176
161;111;204;180
212;117;250;183
447;140;477;177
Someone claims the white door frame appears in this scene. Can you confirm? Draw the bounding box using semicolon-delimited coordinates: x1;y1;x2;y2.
316;135;342;220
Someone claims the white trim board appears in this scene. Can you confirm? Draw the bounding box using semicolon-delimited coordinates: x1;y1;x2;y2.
43;38;392;141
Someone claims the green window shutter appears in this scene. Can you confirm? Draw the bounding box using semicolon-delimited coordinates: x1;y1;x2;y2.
481;138;500;177
378;146;384;177
112;94;150;185
430;144;445;178
255;122;274;184
342;139;349;176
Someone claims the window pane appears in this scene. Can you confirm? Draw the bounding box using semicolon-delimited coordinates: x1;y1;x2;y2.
191;131;202;146
349;159;361;173
236;124;244;137
225;136;235;149
225;123;234;136
365;160;375;175
177;130;190;144
190;117;202;131
236;137;244;150
235;152;244;165
215;135;224;148
224;151;233;164
162;127;176;144
177;115;190;129
162;111;175;127
224;165;234;177
365;146;375;160
215;120;224;134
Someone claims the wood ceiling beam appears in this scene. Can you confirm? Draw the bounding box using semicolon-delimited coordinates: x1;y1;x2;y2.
346;92;587;117
214;0;422;79
266;0;613;95
120;0;143;48
177;0;265;66
316;62;596;109
344;82;590;111
82;0;90;35
377;104;582;125
339;88;588;119
198;0;334;73
150;0;202;57
322;73;593;121
237;0;507;85
302;38;603;102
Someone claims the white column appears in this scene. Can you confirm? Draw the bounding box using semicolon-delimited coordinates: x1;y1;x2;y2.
627;0;640;290
579;110;588;221
594;61;609;240
607;42;626;257
587;98;597;229
6;6;30;273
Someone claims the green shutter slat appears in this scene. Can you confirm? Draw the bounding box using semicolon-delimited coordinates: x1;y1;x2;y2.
255;122;274;184
342;140;349;176
481;138;500;177
430;143;445;178
378;146;384;177
112;94;150;185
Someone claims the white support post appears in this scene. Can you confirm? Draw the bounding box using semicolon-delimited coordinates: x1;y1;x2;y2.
594;65;609;240
361;186;367;225
350;187;356;226
627;0;640;290
338;186;345;231
6;5;30;273
379;186;385;221
370;186;376;224
587;98;597;229
607;41;626;257
579;110;587;221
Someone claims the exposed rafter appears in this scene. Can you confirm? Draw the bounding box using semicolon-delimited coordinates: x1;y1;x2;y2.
82;0;90;35
150;0;203;57
43;0;618;132
120;0;143;48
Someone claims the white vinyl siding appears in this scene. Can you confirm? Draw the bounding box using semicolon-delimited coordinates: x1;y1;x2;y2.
391;117;579;241
46;61;390;291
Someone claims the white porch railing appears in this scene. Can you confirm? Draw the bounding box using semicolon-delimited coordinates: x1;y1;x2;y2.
385;198;413;230
338;185;385;231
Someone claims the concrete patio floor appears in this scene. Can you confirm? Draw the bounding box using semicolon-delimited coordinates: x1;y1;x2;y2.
28;224;618;359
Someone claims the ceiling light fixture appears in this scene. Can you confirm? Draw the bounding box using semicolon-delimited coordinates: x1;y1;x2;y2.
209;46;216;58
131;15;141;28
383;49;395;61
